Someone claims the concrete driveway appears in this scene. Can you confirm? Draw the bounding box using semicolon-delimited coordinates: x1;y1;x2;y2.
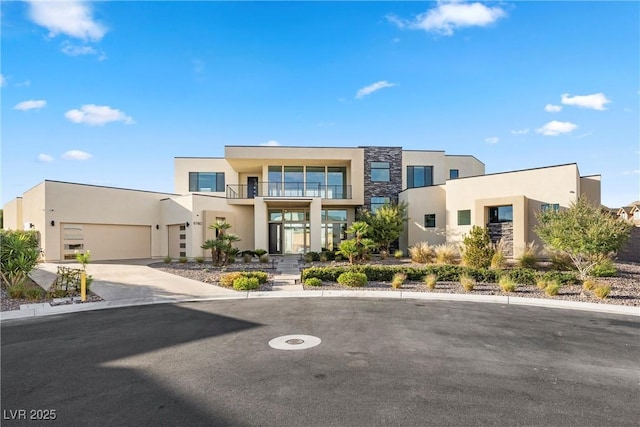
32;259;236;301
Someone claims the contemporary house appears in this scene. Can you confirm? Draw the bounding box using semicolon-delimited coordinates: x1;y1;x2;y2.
3;145;601;261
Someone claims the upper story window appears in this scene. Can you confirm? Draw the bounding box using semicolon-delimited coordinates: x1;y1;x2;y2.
371;162;390;182
449;169;459;179
457;210;471;226
371;197;390;213
189;172;225;192
541;203;560;213
489;205;513;223
407;166;433;188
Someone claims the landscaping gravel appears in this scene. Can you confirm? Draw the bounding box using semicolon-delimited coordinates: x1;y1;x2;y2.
150;262;274;291
1;278;103;312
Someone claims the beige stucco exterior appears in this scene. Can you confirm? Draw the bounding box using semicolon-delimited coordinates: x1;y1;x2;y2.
3;197;23;231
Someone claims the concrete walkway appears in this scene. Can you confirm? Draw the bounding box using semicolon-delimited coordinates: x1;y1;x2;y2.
271;255;304;291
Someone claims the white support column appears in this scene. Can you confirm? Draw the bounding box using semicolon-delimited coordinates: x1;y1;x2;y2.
309;198;322;252
254;198;268;251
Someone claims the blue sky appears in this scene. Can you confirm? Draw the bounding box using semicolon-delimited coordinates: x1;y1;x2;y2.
2;1;638;207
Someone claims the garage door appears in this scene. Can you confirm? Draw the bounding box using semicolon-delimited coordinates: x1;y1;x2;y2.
62;223;151;261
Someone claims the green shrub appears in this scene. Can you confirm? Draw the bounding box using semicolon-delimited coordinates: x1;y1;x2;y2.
337;271;368;287
243;253;253;263
391;272;406;289
1;230;40;287
460;274;475;292
394;249;403;259
548;250;575;271
220;272;243;288
499;276;517;293
424;274;437;290
460;226;494;269
321;250;336;261
243;271;269;284
540;271;580;286
254;249;267;257
259;254;270;263
233;276;260;291
305;277;322;287
536;279;548;290
7;283;26;299
409;242;435;264
517;242;539;269
178;257;188;264
195;256;205;264
25;286;43;301
545;282;561;296
163;256;172;263
491;252;506;270
434;244;458;265
582;279;597;291
501;268;537;286
319;253;329;262
304;252;321;263
593;285;611;299
591;258;617;277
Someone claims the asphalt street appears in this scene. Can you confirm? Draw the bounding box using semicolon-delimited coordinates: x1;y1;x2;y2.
2;298;639;426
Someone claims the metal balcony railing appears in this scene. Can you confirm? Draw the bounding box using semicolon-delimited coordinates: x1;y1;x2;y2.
226;182;352;199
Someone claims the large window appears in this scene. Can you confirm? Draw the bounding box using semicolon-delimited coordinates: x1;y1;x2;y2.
306;166;326;197
189;172;225;192
321;209;348;251
371;197;390;213
457;210;471;226
449;169;459;179
541;203;559;213
371;162;390;182
489;205;513;223
327;167;346;198
424;214;436;228
407;166;433;188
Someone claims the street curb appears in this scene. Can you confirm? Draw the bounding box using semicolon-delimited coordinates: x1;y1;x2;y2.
2;290;639;321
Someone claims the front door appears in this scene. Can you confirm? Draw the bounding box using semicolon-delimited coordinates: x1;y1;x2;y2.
247;176;258;198
268;223;282;254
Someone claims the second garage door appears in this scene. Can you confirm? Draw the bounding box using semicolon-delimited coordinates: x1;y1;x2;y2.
81;224;151;260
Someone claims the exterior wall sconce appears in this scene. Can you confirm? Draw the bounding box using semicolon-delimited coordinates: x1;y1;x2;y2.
185;222;190;227
51;220;55;226
156;224;160;229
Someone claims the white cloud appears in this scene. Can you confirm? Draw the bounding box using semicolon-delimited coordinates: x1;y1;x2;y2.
536;120;578;136
62;150;92;161
356;81;396;99
26;0;107;41
622;170;640;175
544;104;562;113
484;136;499;144
65;104;134;126
560;93;611;110
260;140;281;146
388;1;507;36
60;42;105;59
16;80;31;87
14;100;47;111
511;128;529;135
38;154;54;163
0;74;5;87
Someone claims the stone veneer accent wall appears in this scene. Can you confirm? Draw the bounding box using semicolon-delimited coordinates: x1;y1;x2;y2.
362;146;403;210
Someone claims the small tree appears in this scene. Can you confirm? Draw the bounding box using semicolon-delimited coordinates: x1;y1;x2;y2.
360;202;408;254
201;220;241;266
345;221;376;263
535;196;632;279
460;226;494;269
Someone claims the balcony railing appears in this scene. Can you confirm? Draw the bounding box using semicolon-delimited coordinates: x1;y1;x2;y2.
226;182;352;200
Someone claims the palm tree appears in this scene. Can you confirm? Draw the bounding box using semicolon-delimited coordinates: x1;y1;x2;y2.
202;220;241;266
337;240;358;265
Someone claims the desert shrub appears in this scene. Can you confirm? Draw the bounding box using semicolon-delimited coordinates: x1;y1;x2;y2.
254;249;267;257
337;271;367;287
391;272;406;289
544;281;561;296
582;279;597;291
460;226;494;269
590;258;617;277
460;274;475;292
304;277;322;287
25;286;43;301
244;271;268;284
501;268;537;286
233;276;260;291
491;239;508;269
499;276;517;293
304;252;320;263
409;242;435;264
220;272;243;288
259;254;270;263
536;279;548;290
243;253;253;263
548;250;575;271
7;283;26;299
163;256;172;264
195;256;205;264
1;230;40;287
540;271;580;286
593;285;611;299
394;249;404;259
179;257;188;264
434;244;458;265
517;242;539;269
424;274;437;290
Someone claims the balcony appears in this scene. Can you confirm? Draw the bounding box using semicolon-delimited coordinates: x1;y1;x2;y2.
226;182;352;200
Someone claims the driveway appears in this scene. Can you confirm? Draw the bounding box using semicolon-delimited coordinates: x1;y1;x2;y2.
32;259;236;301
2;299;638;426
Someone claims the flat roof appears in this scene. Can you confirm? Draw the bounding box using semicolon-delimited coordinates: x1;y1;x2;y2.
42;180;178;196
448;163;578;181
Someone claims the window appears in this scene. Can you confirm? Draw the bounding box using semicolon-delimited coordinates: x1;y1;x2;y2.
489;205;513;223
449;169;459;179
371;197;390;213
407;166;433;188
327;167;346;198
634;210;640;221
371;162;390;182
179;243;186;249
189;172;225;192
541;203;560;213
457;210;471;226
424;214;436;228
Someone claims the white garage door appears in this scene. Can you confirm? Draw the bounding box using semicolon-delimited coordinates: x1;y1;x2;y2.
62;223;151;261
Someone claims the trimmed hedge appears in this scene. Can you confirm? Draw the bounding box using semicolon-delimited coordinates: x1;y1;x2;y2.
220;271;268;288
233;276;260;291
337;271;367;287
540;271;580;286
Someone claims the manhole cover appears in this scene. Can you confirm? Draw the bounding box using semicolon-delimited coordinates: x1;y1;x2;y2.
269;335;321;351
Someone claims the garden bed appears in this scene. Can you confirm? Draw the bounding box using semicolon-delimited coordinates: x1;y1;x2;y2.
150;262;274;291
1;278;103;312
